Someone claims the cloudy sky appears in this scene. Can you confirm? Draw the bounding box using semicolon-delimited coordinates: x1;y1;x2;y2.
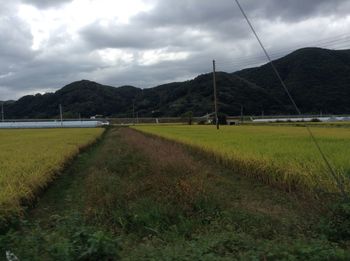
1;0;350;100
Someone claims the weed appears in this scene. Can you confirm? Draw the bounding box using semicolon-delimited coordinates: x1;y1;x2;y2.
319;201;350;241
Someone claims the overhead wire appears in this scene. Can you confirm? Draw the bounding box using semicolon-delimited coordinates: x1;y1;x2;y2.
212;34;350;70
234;0;347;198
216;38;350;69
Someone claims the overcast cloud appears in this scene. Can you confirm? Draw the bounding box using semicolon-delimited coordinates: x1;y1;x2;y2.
1;0;350;100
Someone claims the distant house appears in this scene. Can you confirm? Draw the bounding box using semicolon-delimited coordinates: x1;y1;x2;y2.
90;114;104;119
226;119;239;125
198;112;238;125
198;112;215;124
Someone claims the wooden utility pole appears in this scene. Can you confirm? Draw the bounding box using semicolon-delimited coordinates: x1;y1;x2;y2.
59;104;63;126
132;99;135;125
212;60;219;130
1;102;4;122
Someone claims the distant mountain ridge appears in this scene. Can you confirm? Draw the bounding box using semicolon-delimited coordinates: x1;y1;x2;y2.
235;47;350;114
3;47;350;118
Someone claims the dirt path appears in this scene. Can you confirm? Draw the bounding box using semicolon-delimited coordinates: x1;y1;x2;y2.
1;127;347;260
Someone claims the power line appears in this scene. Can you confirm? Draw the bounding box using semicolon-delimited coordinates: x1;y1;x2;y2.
216;38;350;68
234;0;347;198
172;34;350;75
213;35;350;69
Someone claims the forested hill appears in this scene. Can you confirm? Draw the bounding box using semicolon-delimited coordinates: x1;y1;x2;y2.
3;47;350;118
235;47;350;114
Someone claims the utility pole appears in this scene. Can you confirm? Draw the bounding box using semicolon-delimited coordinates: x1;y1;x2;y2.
59;104;63;127
1;102;4;122
132;99;135;125
212;60;219;130
240;104;244;124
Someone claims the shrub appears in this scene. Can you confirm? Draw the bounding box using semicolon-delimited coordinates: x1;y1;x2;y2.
311;118;322;122
320;201;350;241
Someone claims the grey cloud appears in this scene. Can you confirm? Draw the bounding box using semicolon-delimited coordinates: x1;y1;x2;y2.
81;0;350;53
80;21;219;51
1;51;104;92
255;0;350;21
0;2;38;99
80;23;159;49
0;1;33;58
79;1;251;52
135;0;239;27
0;17;34;61
137;0;350;26
21;0;72;9
1;0;350;100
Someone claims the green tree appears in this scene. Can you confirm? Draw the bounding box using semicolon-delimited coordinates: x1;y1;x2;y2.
181;111;193;125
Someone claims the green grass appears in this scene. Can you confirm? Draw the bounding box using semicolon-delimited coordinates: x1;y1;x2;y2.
132;124;350;194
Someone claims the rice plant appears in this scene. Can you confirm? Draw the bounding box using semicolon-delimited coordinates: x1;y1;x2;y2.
133;125;350;195
0;128;104;222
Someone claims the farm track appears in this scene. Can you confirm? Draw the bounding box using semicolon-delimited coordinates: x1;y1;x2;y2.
1;127;349;260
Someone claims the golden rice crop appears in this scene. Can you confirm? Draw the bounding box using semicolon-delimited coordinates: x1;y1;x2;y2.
133;125;350;195
0;128;104;221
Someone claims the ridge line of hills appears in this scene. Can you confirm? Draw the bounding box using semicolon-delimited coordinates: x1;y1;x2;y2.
3;47;350;118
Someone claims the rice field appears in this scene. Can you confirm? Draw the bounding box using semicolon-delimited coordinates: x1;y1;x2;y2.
0;128;104;222
133;125;350;194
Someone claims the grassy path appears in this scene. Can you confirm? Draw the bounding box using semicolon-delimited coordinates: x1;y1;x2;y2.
1;127;349;260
